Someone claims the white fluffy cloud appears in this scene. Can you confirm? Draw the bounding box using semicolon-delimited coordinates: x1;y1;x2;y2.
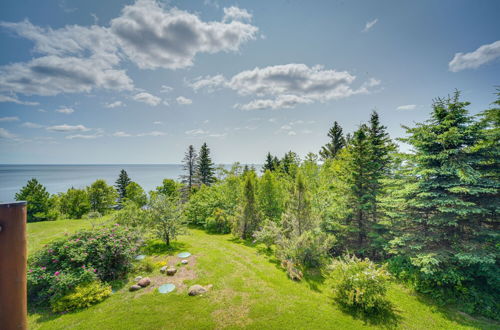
137;131;166;136
113;131;132;137
449;40;500;72
56;107;75;114
362;19;378;32
396;104;417;110
190;63;379;110
133;92;162;106
0;1;258;97
105;101;124;108
0;55;133;96
110;1;258;69
46;124;90;132
176;96;193;105
22;122;43;128
0;128;17;140
223;6;252;22
66;134;102;139
0;94;39;106
0;116;19;122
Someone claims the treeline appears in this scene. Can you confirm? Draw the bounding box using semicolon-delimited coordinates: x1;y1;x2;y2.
180;91;499;319
16;90;499;319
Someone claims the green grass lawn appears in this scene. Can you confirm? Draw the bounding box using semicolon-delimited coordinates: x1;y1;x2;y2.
27;219;497;329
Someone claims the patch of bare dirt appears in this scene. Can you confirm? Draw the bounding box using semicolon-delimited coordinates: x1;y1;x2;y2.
135;255;198;295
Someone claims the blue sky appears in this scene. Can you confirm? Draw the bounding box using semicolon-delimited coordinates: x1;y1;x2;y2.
0;0;499;164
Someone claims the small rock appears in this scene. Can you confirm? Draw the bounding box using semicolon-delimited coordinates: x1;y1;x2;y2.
181;259;188;265
166;267;177;276
134;276;143;282
188;284;208;296
137;277;151;287
160;266;168;274
129;285;141;292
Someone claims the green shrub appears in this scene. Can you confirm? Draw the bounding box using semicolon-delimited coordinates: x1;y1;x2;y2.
276;229;334;268
328;255;391;313
111;202;146;229
252;221;280;249
388;255;500;320
83;211;101;219
28;225;141;306
51;281;111;313
205;208;231;234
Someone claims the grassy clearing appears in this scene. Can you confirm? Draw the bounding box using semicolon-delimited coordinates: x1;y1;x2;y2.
27;220;496;329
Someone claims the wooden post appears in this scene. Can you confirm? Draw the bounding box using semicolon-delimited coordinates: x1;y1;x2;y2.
0;201;28;330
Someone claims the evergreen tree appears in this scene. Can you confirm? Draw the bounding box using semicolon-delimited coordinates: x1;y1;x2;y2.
320;121;346;160
115;169;131;201
180;145;198;192
366;111;396;223
262;152;276;172
15;178;52;222
280;151;300;177
235;172;260;239
196;142;216;186
343;125;373;254
392;92;499;316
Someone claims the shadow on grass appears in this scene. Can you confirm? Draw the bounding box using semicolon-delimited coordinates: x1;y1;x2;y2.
336;300;402;328
409;288;500;329
141;239;190;256
302;268;325;293
29;306;62;325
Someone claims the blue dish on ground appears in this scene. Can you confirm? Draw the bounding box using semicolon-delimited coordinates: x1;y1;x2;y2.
177;252;191;258
158;283;176;294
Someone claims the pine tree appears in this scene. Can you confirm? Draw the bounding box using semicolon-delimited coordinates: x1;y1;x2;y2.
15;178;51;222
196;142;216;186
262;152;276;172
366;111;396;223
320;121;346;160
180;145;198;192
115;169;131;201
393;92;499;315
235;172;260;239
343;125;373;254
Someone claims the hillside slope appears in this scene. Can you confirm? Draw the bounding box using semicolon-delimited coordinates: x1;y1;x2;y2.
28;221;495;329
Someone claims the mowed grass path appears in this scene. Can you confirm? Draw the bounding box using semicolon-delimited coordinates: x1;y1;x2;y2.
28;220;496;329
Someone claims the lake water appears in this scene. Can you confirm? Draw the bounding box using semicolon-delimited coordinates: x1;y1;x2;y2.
0;164;186;202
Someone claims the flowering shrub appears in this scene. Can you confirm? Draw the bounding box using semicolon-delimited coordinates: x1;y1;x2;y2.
327;255;391;313
51;281;112;313
28;225;141;308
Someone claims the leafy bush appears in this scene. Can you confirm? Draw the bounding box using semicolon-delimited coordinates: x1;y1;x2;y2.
253;221;281;249
328;255;391;313
111;202;147;229
281;259;303;281
51;281;111;313
205;208;231;234
28;225;141;306
277;229;334;268
59;188;90;219
388;255;500;320
83;211;101;219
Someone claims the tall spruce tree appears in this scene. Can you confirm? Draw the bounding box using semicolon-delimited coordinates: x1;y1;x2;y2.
196;142;216;186
344;125;373;254
115;169;131;201
181;145;198;192
393;92;499;315
15;178;52;222
320;121;346;160
262;152;276;172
